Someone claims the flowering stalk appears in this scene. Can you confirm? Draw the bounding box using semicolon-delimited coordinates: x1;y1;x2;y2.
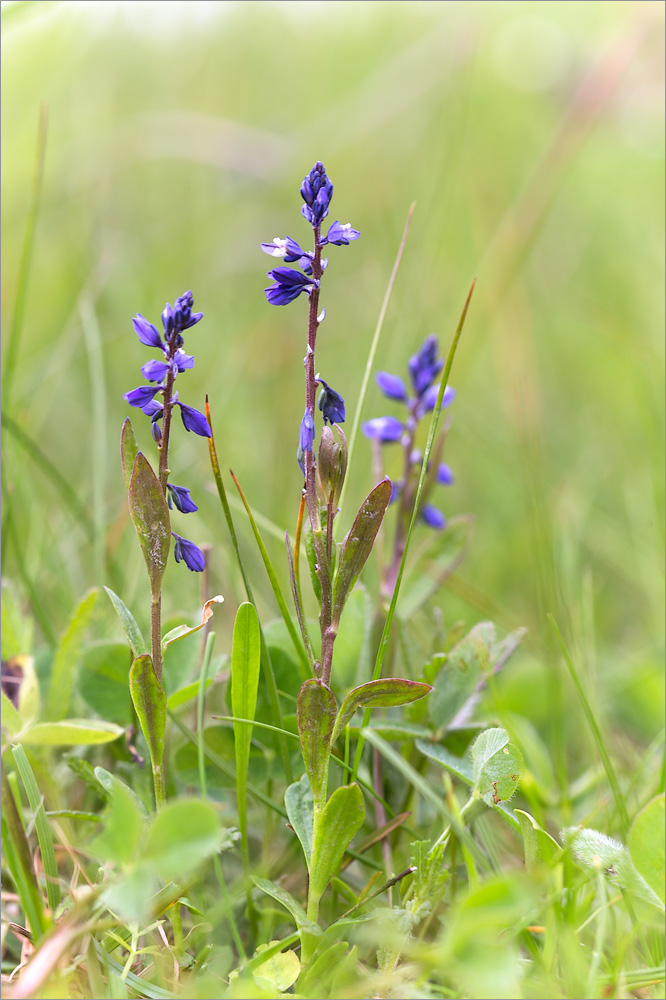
122;291;210;806
263;162;360;685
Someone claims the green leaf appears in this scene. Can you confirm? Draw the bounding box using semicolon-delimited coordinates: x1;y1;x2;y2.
1;579;33;660
22;719;124;746
11;744;60;912
472;727;523;806
94;766;149;818
167;677;213;710
562;825;665;910
140;798;226;881
304;517;322;605
103;586;147;658
129;654;166;772
252;943;301;993
1;691;23;737
515;809;562;871
416;738;474;785
231;603;261;882
120;417;139;492
91;771;146;866
298;941;349;998
284;773;314;868
628;794;665;905
1;768;48;941
332;478;392;625
251;876;321;935
309;783;365;908
297;679;337;802
128;453;170;593
46;588;98;721
77;641;132;726
332;678;432;743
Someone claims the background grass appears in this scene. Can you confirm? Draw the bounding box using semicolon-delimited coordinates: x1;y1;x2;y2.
1;2;664;992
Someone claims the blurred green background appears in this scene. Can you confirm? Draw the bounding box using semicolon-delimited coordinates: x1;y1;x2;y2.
2;1;664;765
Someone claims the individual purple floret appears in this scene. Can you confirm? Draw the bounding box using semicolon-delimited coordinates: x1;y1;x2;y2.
323;221;361;246
177;402;211;437
265;267;316;306
172;532;206;572
421;504;446;530
166;484;198;514
316;377;345;425
363;416;405;443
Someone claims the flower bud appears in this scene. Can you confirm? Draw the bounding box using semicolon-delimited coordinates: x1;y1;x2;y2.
318;424;348;509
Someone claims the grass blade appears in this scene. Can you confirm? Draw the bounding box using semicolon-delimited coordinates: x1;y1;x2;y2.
338;201;415;519
231;604;261;905
11;744;61;912
80;294;107;584
548;613;630;834
1;103;48;411
1;766;48;940
230;469;310;681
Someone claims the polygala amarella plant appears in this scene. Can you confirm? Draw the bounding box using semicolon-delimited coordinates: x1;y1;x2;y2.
262;162;433;954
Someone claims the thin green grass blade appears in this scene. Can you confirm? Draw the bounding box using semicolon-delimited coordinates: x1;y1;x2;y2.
1;767;48;940
351;280;475;781
548;613;631;834
1;104;48;411
197;631;216;801
11;744;61;912
230;469;310;682
2;496;56;645
338;201;415;520
46;588;98;720
80;294;107;584
231;603;261;907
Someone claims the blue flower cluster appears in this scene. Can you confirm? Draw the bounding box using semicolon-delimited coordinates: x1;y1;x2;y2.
363;334;455;529
261;162;359;473
123;291;209;571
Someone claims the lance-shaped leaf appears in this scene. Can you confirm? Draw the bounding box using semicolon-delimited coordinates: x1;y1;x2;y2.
128;453;170;594
331;678;432;744
332;478;392;625
120;418;139;491
472;727;523;806
104;586;147;658
562;825;664;910
297;679;336;802
129;653;167;772
252;876;321;936
231;602;261;889
285;772;314;868
309;783;365;908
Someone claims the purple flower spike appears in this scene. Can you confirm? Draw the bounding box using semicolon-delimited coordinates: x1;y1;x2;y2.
132;314;164;349
167;483;198;514
325;221;360;246
421;504;446;530
300;161;333;226
124;385;161;408
437;463;455;486
376;372;407;402
265;267;315;306
362;416;404;443
177;402;211;437
141;359;169;383
316;378;345;425
172;532;205;572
